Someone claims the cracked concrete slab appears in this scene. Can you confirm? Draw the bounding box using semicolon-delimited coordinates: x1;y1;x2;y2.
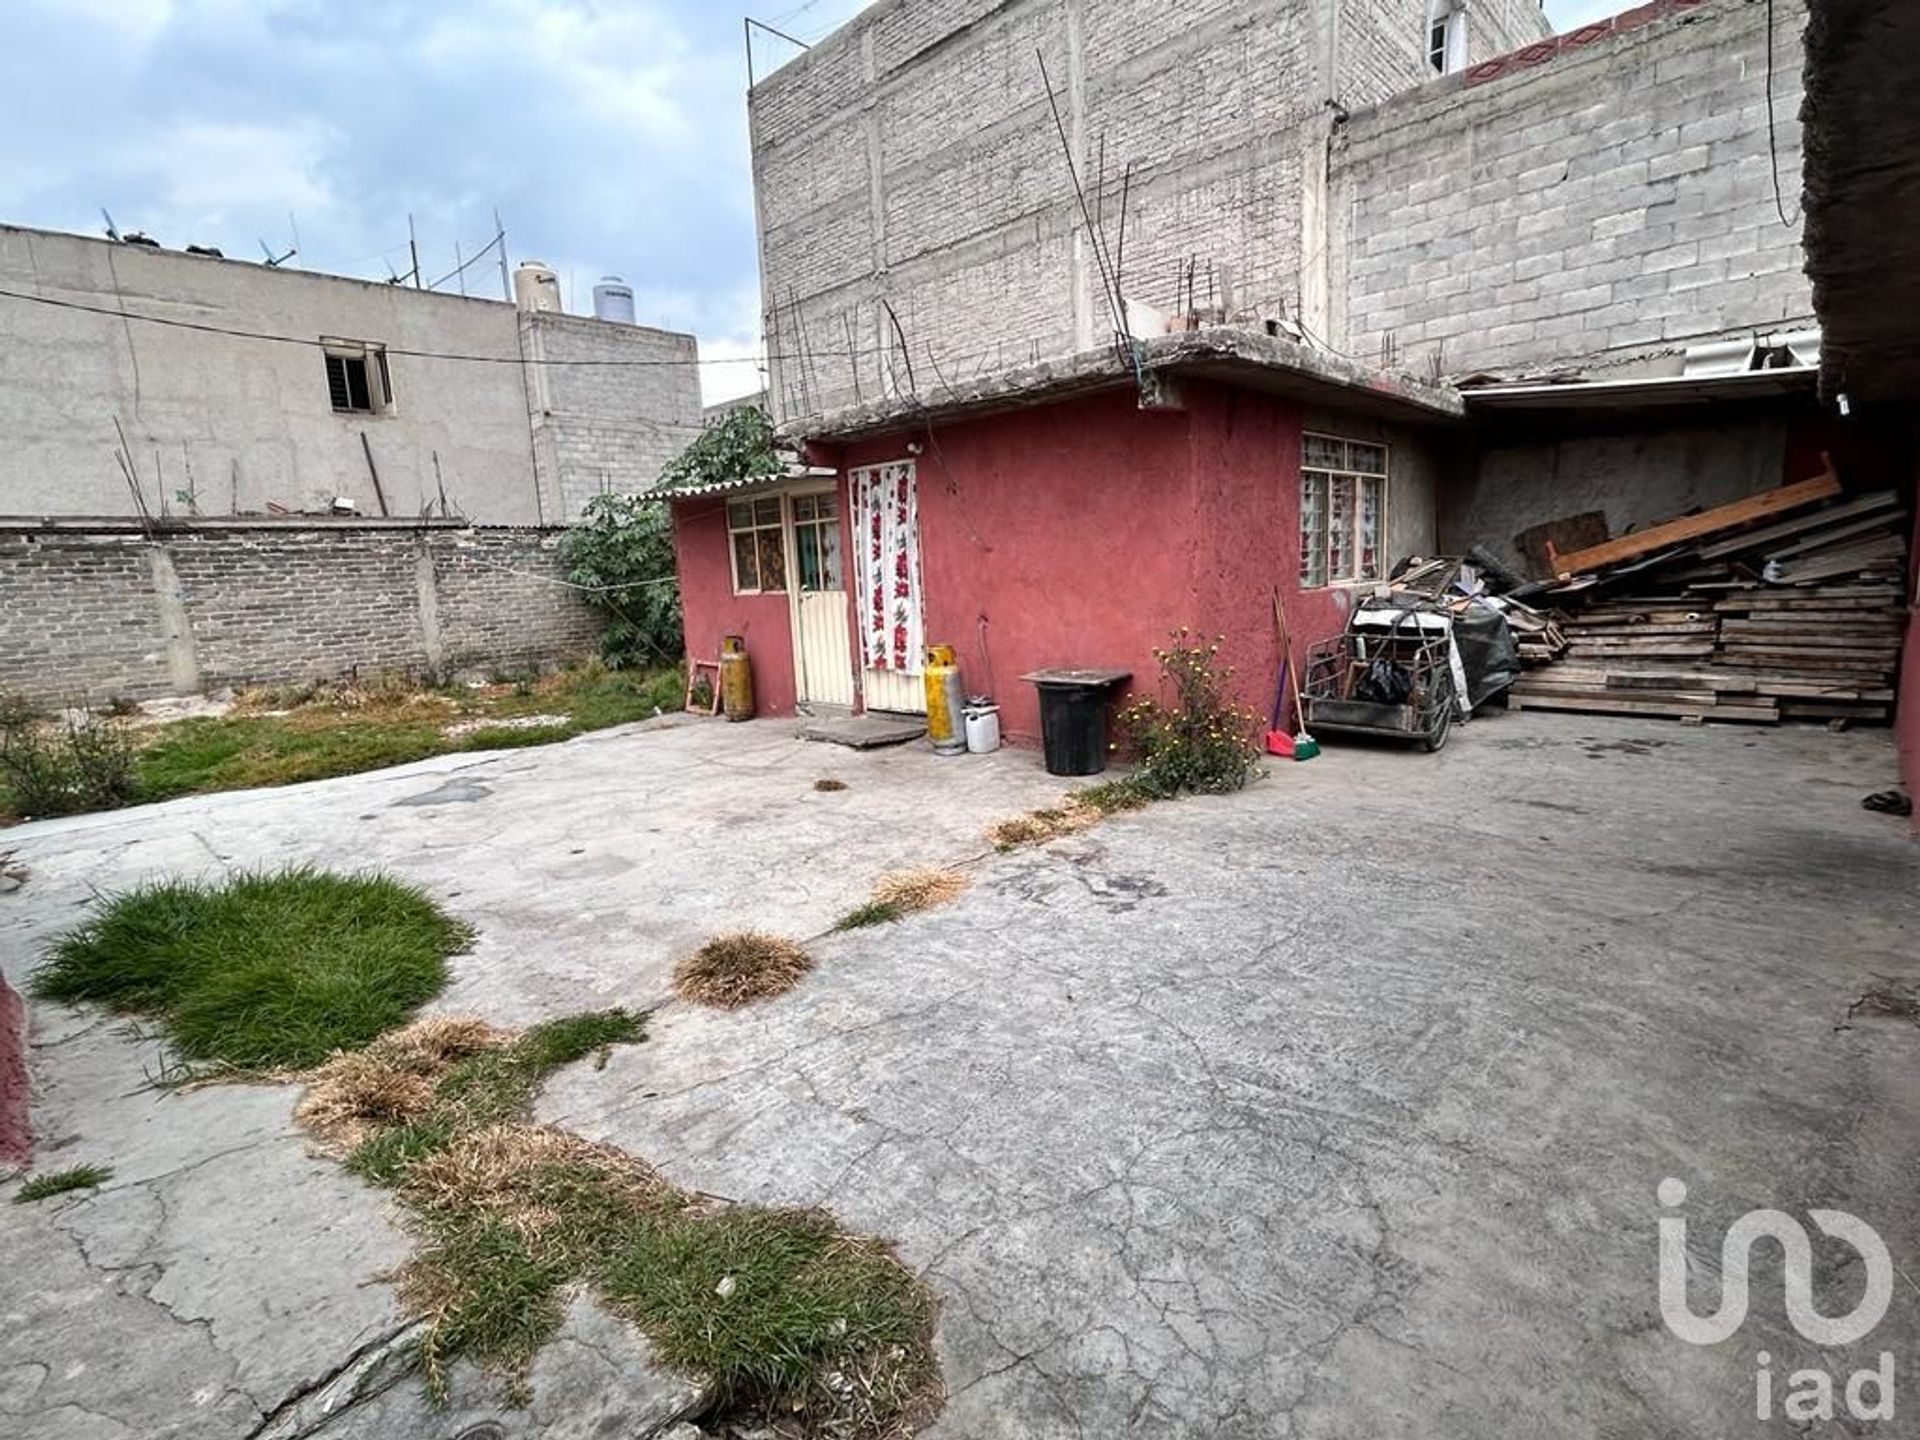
536;714;1920;1439
0;715;1062;1439
4;711;1917;1438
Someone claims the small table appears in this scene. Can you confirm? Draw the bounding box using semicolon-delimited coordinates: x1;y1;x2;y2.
1019;669;1132;776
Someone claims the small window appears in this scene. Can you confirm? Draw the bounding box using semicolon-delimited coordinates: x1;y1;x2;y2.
323;341;391;414
792;492;843;593
727;496;788;594
1300;433;1388;588
1427;1;1466;74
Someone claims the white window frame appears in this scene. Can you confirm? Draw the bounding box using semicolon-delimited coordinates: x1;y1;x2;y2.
322;338;394;415
1427;0;1468;75
726;494;789;596
1300;433;1389;589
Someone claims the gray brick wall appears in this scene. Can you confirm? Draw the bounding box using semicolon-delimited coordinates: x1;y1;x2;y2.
520;311;704;518
0;520;599;708
751;0;1557;422
1332;0;1812;376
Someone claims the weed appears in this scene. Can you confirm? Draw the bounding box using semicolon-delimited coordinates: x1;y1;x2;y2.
33;867;473;1070
1070;777;1154;815
813;777;849;793
1118;630;1262;797
13;1164;113;1203
674;932;814;1008
985;803;1097;851
836;868;970;930
455;723;575;751
0;709;140;817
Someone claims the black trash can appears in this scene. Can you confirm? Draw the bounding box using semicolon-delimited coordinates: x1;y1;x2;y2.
1021;669;1132;777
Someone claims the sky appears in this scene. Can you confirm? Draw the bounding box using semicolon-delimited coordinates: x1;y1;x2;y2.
1;1;1624;406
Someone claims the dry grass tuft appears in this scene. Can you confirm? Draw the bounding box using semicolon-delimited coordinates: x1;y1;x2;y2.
985;800;1099;850
813;777;849;792
297;1014;505;1151
402;1123;675;1243
870;866;969;913
674;931;814;1009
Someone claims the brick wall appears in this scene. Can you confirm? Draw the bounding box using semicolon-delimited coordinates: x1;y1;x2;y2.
521;311;704;520
751;0;1556;423
1332;0;1812;377
0;520;600;708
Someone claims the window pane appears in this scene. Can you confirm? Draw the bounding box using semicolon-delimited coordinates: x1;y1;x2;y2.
797;525;822;591
1359;476;1383;581
727;500;752;529
756;529;788;591
325;355;351;410
1300;472;1328;588
816;493;838;519
793;495;816;522
344;356;371;411
1329;476;1356;581
1303;435;1344;471
753;497;782;526
1349;442;1387;476
818;523;844;589
732;530;759;591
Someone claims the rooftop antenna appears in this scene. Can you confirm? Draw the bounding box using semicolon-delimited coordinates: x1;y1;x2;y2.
259;238;296;267
100;208;121;242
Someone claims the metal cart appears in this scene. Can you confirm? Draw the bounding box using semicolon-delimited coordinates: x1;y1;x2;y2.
1301;614;1458;752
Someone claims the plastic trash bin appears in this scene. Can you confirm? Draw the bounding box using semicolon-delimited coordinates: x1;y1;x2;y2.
1020;669;1131;777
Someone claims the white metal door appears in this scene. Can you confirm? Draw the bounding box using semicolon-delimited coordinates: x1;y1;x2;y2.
787;491;855;709
849;462;926;714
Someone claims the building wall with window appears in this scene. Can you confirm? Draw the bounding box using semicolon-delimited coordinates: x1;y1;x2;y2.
0;224;699;524
672;379;1444;740
750;0;1553;426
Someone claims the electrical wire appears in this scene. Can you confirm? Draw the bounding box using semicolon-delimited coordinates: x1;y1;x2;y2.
0;283;975;372
1763;0;1800;229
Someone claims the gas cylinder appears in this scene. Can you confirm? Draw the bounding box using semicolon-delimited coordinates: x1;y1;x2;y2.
923;644;965;754
719;635;755;721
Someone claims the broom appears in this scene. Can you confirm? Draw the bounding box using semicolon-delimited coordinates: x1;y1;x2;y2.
1269;590;1319;760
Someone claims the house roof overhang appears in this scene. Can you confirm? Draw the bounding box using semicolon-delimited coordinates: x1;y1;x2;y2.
1460;366;1820;416
782;328;1467;446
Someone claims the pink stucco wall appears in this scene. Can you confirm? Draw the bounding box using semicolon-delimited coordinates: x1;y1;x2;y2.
670;382;1377;745
0;975;28;1171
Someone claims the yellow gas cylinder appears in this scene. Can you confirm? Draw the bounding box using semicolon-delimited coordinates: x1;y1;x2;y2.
719;635;755;722
923;644;965;754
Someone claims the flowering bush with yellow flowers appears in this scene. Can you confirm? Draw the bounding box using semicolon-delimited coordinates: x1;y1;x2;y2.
1117;629;1263;798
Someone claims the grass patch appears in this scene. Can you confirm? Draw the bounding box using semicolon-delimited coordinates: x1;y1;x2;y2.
674;932;814;1009
812;777;849;793
302;1006;936;1434
13;1163;113;1203
33;867;473;1071
0;663;684;822
834;868;969;932
1070;777;1155;815
986;781;1160;852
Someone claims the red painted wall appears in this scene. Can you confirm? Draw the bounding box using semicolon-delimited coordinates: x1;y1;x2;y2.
670;493;802;717
0;975;28;1170
670;384;1368;744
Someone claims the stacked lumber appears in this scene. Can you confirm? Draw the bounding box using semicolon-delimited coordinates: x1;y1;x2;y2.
1510;466;1909;725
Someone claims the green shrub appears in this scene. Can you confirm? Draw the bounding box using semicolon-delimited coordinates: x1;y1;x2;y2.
0;705;140;817
1117;630;1262;798
562;494;684;670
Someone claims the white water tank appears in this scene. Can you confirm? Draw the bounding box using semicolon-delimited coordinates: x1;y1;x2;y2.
592;276;635;325
513;261;562;313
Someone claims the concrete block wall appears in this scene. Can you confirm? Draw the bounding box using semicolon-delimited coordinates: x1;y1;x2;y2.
1332;0;1812;378
752;0;1554;424
0;520;599;708
0;225;700;526
521;312;704;521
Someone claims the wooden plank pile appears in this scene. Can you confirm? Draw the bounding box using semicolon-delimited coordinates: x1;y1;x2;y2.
1510;464;1909;725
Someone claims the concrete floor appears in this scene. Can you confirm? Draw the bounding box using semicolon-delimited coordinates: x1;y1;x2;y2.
3;710;1917;1438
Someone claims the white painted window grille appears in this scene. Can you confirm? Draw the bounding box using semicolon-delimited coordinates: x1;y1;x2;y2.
1427;0;1468;74
727;496;788;594
1300;434;1388;587
792;492;844;592
323;340;392;414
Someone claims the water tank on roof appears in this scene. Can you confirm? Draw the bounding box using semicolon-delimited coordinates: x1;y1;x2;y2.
592;276;636;325
513;260;562;313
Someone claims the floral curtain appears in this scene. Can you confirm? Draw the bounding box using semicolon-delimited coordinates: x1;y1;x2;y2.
852;461;923;674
